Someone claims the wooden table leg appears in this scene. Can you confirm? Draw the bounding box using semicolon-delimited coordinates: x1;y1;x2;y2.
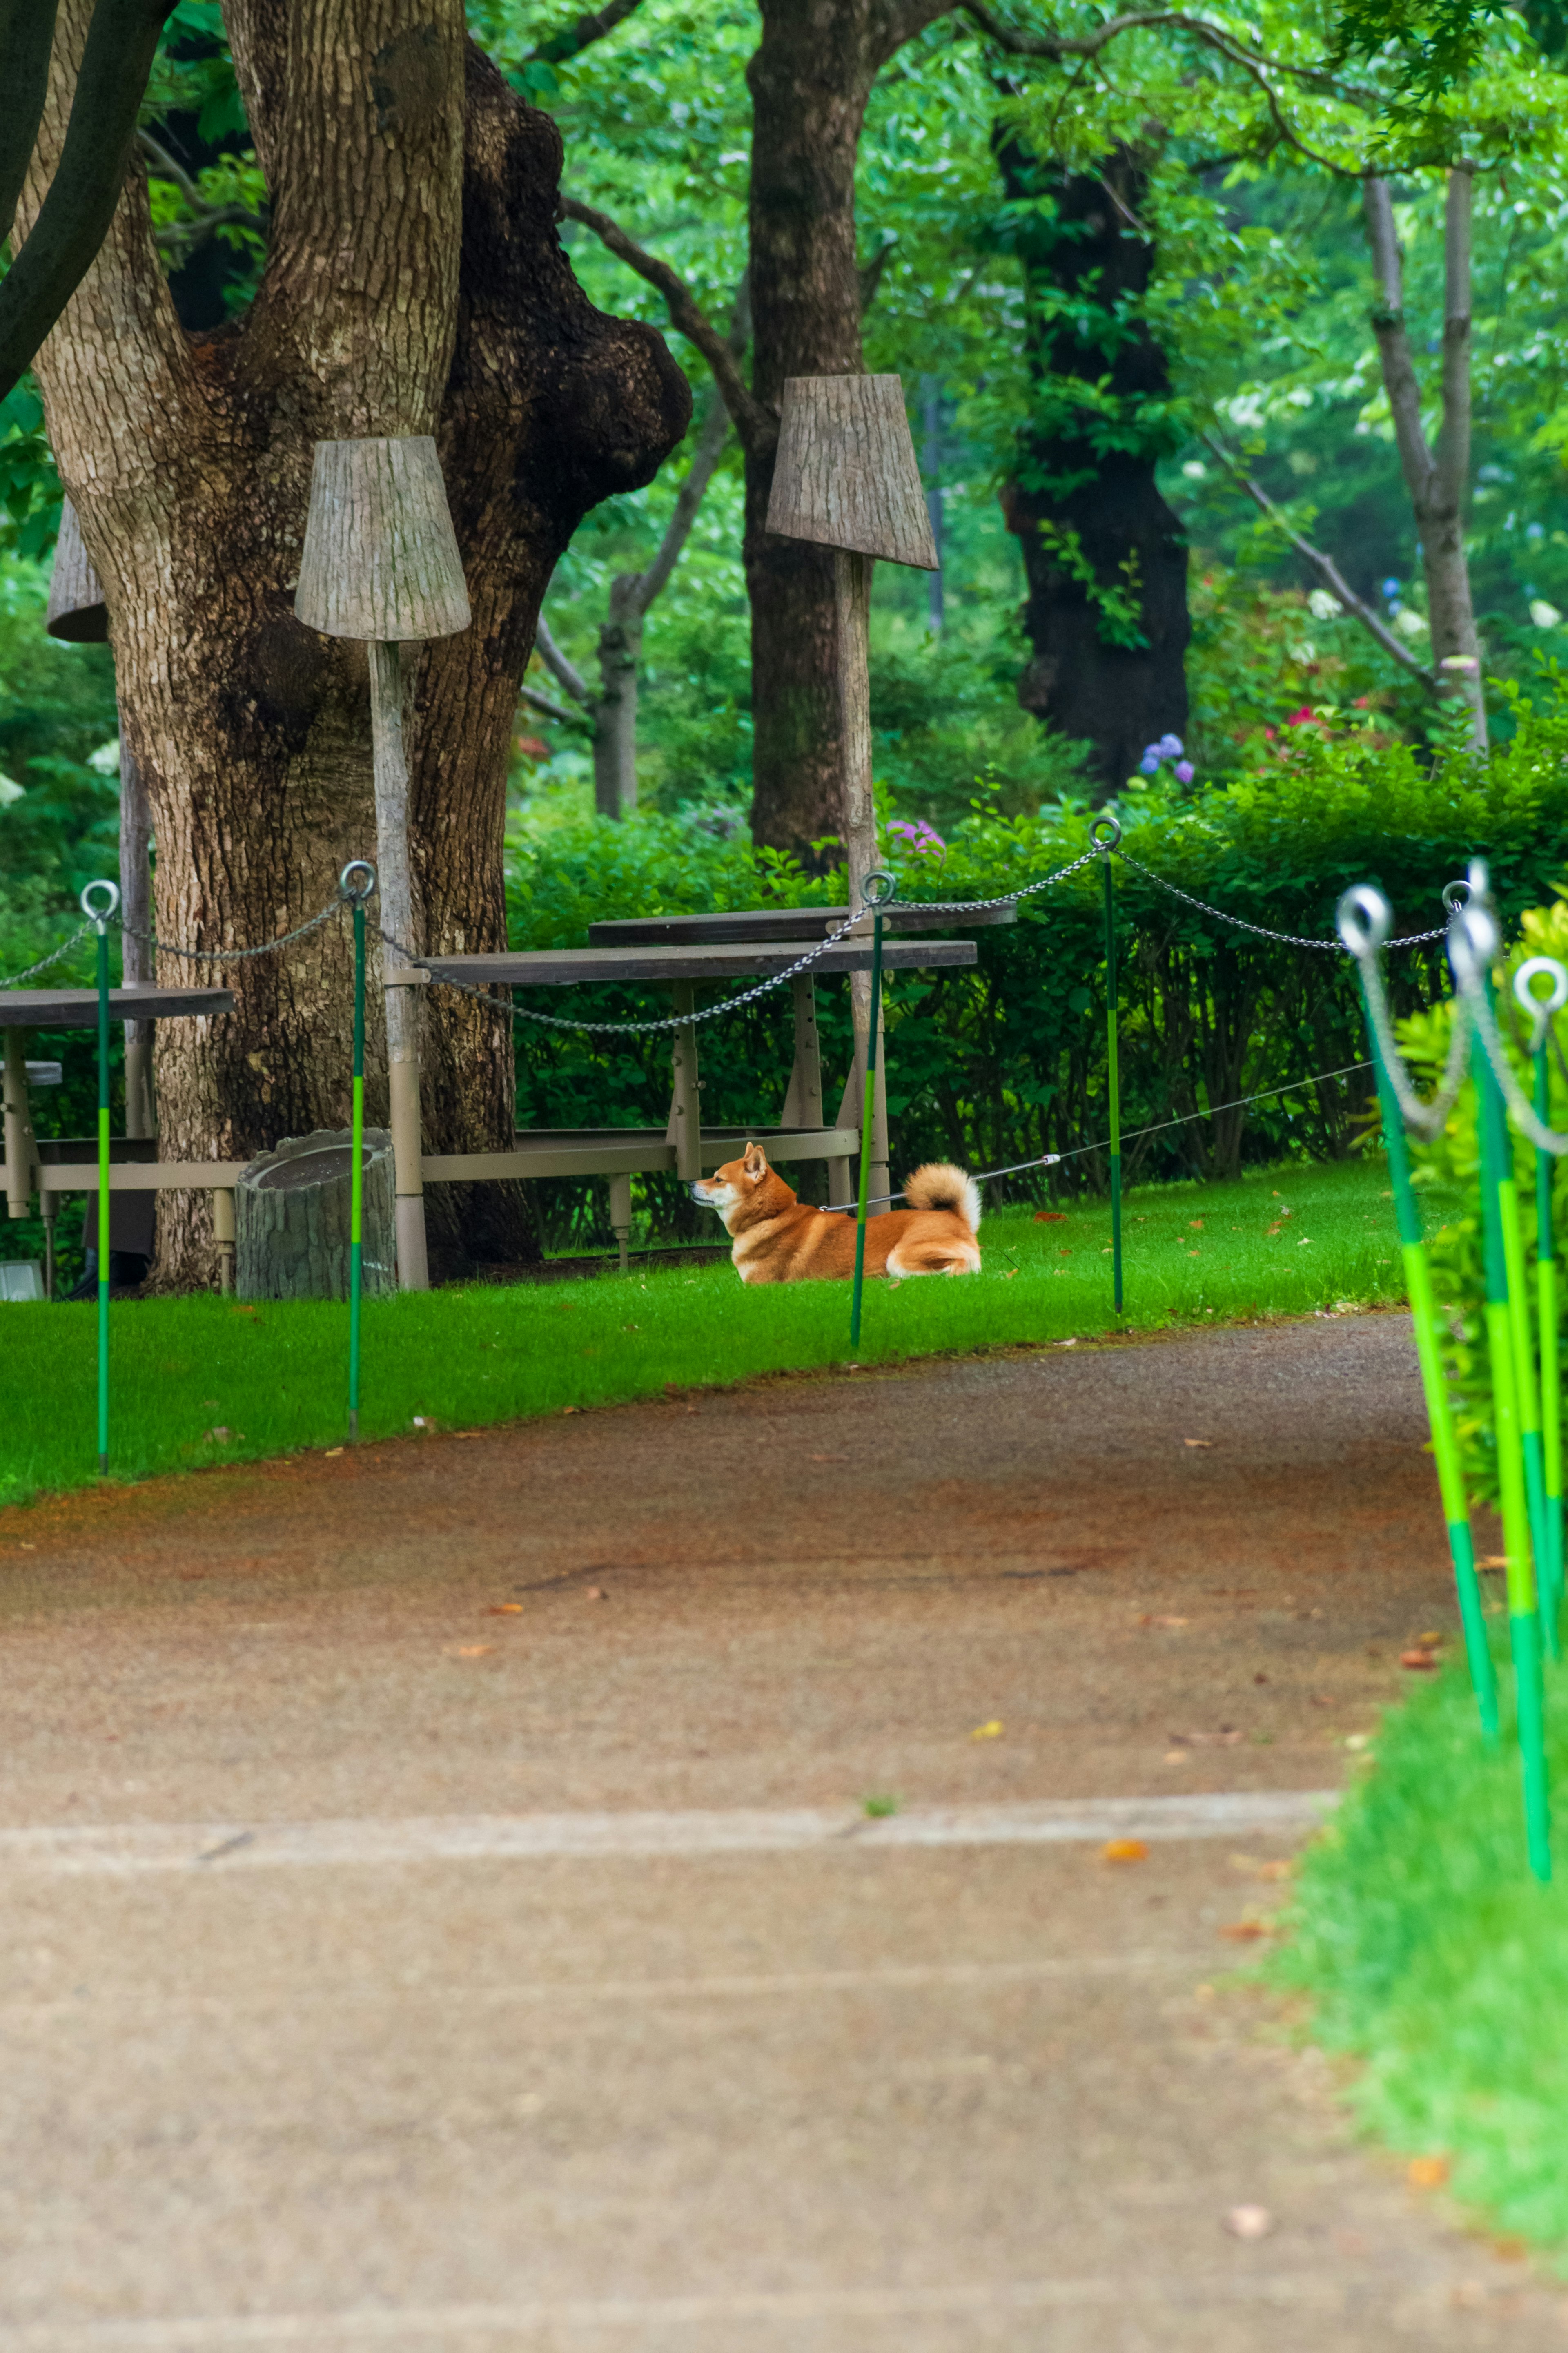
833;983;890;1209
42;1194;56;1299
666;981;702;1182
4;1029;36;1223
781;974;824;1127
608;1171;632;1273
213;1186;236;1295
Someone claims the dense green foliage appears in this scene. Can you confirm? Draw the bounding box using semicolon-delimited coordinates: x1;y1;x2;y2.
0;1158;1410;1507
1278;1653;1568;2254
502;683;1568;1248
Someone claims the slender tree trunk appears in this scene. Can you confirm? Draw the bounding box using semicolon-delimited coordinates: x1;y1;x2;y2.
995;138;1188;796
20;8;688;1285
743;0;945;861
592;572;643;816
1364;170;1486;746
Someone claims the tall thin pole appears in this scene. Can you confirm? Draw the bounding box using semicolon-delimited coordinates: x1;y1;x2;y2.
1536;1039;1563;1636
1102;851;1123;1313
850;888;889;1351
346;865;371;1443
1474;1024;1551;1880
80;880;120;1477
1362;979;1497;1736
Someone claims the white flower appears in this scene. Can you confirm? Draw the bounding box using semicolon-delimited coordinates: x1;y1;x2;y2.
1530;599;1562;629
0;774;23;807
1394;607;1430;638
87;739;121;774
1307;589;1340;620
1180;459;1207;481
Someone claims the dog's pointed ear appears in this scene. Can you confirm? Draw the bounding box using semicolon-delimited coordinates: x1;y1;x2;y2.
742;1140;768;1180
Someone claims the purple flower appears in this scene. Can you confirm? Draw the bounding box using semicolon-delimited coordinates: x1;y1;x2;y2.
1174;760;1194;784
1158;732;1184;758
1139;752;1161;775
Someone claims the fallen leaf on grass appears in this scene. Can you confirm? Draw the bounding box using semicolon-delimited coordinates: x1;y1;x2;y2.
1034;1211;1067;1222
1415;1630;1443;1647
970;1719;1004;1740
1408;2155;1450;2190
1188;1218;1205;1231
1225;2206;1273;2239
1400;1649;1440;1672
1001;1267;1019;1278
1101;1838;1147;1863
1219;1920;1272;1942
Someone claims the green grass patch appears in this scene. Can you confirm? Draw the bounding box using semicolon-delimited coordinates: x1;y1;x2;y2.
1;1157;1432;1509
1276;1654;1568;2260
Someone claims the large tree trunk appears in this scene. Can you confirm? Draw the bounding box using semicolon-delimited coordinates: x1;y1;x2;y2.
995;138;1189;797
743;0;943;862
19;4;689;1286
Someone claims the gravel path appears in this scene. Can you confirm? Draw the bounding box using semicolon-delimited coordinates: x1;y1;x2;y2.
0;1312;1557;2348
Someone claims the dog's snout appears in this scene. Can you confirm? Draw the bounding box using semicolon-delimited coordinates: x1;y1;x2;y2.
688;1183;709;1204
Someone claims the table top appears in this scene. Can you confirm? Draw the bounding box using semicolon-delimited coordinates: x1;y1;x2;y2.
587;901;1014;946
421;939;978;987
0;986;235;1029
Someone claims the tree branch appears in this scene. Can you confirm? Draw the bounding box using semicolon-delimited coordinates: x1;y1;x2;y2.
532;613;595;708
1437;163;1472;516
1201;430;1438;693
0;0;178;406
1363;174;1437;511
524;0;646;65
858;236;898;314
559;192;777;455
519;680;587;726
0;0;60;250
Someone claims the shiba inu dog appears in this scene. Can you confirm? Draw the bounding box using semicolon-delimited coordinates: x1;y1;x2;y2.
691;1142;982;1283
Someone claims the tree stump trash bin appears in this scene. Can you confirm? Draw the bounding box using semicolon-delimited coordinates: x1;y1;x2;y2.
237;1128;396;1301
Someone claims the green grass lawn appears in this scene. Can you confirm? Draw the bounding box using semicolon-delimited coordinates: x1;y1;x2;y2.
1;1156;1436;1509
1276;1652;1568;2262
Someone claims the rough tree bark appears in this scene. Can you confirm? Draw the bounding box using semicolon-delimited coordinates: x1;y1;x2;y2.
18;3;689;1285
1364;169;1486;746
995;138;1189;796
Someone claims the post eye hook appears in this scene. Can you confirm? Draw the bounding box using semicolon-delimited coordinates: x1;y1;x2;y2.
1514;956;1568;1053
80;879;120;930
340;860;377;903
1091;815;1122;852
1335;884;1391;958
860;869;897;910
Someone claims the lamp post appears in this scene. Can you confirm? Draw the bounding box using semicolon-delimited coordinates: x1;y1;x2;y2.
765;376;938;1208
294;437;471;1292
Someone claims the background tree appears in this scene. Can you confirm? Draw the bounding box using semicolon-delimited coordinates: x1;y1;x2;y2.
15;0;688;1283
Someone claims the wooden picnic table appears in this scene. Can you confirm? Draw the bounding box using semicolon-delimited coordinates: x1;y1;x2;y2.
413;935;980;1256
0;985;238;1292
585;901;1016;946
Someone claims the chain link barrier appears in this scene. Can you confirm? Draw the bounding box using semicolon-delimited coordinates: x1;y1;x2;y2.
0;922;95;989
380;902;880;1038
117;892;351;966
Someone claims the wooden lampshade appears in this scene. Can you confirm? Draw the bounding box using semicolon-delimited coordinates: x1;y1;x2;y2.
46;498;110;644
765;376;938;570
294;436;471;642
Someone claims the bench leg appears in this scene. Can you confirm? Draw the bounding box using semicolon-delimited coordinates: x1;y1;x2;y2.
833;986;890;1209
666;981;702;1183
214;1186;236;1296
608;1172;632;1272
781;974;824;1127
4;1029;34;1222
42;1195;56;1300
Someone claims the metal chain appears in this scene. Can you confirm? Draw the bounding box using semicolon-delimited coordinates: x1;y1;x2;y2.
379;902;875;1037
117;892;350;965
1116;848;1448;952
0;921;93;989
880;842;1100;917
1346;925;1473;1135
827;1057;1377;1210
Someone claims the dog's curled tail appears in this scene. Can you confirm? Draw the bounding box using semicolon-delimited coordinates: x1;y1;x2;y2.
903;1162;981;1234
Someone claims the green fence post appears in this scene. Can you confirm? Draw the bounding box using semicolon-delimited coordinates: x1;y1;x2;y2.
849;873;893;1352
80;880;121;1478
1515;955;1568;1642
343;861;374;1443
1474;1020;1552;1880
1359;977;1498;1738
1095;819;1123;1314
